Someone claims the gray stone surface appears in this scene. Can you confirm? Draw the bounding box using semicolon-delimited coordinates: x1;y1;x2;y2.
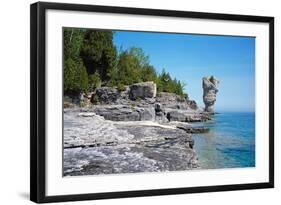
63;109;198;176
93;105;155;121
166;109;210;122
203;76;219;113
62;77;221;176
156;92;189;109
154;103;169;122
174;123;210;133
93;87;121;104
129;81;157;100
187;100;198;110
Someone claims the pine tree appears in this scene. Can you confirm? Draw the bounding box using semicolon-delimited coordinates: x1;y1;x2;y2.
80;30;117;81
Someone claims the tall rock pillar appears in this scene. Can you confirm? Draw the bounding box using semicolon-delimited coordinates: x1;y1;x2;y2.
202;76;219;113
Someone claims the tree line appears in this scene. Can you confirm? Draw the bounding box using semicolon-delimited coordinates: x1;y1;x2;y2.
64;28;188;98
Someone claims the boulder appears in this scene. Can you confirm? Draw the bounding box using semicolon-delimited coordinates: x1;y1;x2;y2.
93;87;121;104
156;92;189;109
202;76;219;113
129;81;157;100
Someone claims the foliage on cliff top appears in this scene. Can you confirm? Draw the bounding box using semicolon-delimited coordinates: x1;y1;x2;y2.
63;28;187;97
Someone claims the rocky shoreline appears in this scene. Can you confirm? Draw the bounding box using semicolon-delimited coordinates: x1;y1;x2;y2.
64;109;199;176
64;79;218;176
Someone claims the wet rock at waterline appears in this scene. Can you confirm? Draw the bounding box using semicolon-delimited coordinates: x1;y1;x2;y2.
166;109;210;122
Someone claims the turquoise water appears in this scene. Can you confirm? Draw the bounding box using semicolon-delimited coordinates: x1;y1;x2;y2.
193;112;255;169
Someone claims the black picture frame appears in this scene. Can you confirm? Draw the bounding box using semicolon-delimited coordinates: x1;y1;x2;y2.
30;1;274;203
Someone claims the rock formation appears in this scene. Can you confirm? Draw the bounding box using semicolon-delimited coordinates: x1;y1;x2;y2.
165;109;210;122
129;81;157;100
202;76;219;113
93;87;121;104
63;80;215;176
187;100;198;110
93;105;155;121
65;81;210;123
156;92;189;109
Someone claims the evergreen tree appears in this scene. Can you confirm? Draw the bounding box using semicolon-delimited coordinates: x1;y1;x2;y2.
63;28;188;98
64;28;84;60
88;71;101;92
140;64;157;82
114;50;141;85
64;58;88;93
80;30;117;81
63;28;88;93
155;69;187;97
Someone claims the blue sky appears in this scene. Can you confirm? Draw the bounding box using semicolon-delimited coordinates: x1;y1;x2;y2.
114;31;255;112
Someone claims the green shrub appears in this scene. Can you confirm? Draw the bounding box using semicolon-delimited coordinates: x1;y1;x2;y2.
88;72;101;91
155;69;187;97
63;28;189;98
117;83;126;92
64;58;88;93
183;93;189;100
91;95;99;104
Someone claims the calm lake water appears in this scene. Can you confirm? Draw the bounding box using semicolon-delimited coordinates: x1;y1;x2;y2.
192;112;255;169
